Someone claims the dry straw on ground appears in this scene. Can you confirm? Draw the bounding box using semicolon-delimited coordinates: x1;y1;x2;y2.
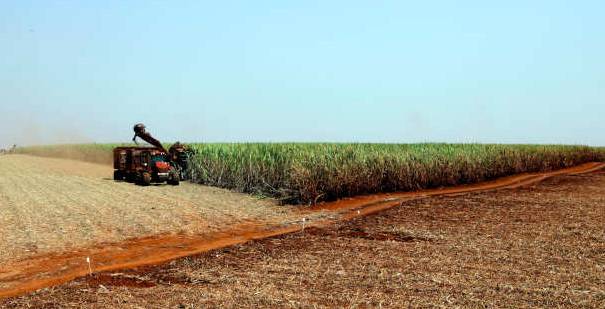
0;155;302;266
3;170;604;308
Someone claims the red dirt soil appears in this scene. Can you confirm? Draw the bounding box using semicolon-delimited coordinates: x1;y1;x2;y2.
0;162;604;300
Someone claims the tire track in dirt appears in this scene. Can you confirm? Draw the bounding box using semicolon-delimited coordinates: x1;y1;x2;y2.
0;160;604;300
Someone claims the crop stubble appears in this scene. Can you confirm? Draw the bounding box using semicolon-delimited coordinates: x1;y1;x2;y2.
0;155;303;266
3;146;605;307
2;168;604;308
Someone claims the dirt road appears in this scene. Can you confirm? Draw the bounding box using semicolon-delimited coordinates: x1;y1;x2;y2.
0;154;604;301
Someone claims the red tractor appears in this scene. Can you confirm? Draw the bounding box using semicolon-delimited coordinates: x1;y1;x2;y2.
113;147;180;186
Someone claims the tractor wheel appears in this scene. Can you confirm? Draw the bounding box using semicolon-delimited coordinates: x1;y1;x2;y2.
169;171;180;186
125;172;136;183
141;172;151;186
113;170;123;181
134;173;142;185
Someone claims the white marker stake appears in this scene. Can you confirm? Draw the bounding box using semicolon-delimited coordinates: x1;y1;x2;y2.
358;210;360;214
86;257;92;276
302;218;306;232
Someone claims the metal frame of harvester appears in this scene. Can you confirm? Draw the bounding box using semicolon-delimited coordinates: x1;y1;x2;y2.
113;124;194;186
113;146;180;186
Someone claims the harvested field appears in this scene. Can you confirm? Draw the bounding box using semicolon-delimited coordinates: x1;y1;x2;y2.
2;165;605;308
0;154;307;267
0;153;605;308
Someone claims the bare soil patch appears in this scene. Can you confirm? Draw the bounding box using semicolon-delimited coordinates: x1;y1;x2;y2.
2;170;604;308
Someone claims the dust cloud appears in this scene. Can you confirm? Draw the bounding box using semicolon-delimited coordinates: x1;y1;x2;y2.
0;112;91;150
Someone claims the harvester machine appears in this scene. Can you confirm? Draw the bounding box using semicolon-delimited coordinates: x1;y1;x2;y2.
114;123;195;185
168;141;195;180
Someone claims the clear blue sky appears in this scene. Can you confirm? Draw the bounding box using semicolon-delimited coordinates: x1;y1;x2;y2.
1;0;604;148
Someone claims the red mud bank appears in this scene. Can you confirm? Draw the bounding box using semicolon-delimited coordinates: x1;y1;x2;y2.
1;162;604;300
